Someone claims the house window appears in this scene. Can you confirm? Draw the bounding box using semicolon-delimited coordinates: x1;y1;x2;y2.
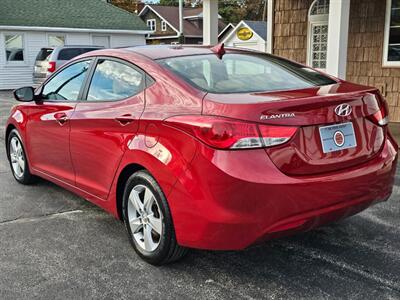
308;0;330;70
147;19;156;31
161;21;167;32
384;0;400;66
310;0;329;15
48;34;65;47
4;33;24;62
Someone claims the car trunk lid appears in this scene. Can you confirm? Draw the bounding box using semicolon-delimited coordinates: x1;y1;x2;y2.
202;82;387;176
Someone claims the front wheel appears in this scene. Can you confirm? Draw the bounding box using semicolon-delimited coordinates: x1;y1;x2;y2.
122;170;188;265
7;129;37;184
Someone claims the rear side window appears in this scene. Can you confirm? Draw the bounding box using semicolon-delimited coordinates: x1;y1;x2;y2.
158;53;337;94
35;48;53;61
57;48;81;60
87;59;144;101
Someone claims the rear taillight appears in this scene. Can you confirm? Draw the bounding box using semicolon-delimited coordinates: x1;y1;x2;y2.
258;125;298;147
47;61;56;73
164;115;298;150
368;96;389;126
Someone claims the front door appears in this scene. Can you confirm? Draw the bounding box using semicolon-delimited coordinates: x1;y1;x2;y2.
27;59;92;184
69;58;146;199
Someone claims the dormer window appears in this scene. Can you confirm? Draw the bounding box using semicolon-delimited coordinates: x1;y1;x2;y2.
161;21;167;32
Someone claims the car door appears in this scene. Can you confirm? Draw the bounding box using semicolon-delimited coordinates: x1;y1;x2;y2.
69;57;146;199
27;59;92;185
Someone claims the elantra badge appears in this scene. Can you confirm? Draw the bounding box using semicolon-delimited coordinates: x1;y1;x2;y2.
260;112;296;120
335;104;352;117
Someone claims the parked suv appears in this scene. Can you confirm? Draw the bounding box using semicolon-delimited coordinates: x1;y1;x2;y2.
33;45;103;85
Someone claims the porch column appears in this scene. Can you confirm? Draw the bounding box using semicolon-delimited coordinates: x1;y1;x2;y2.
266;0;274;53
326;0;351;79
203;0;218;45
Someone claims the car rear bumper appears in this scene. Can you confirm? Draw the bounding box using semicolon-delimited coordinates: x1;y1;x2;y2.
169;135;398;250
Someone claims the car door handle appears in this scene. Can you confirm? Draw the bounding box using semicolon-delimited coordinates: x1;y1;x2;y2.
54;112;68;125
115;114;135;125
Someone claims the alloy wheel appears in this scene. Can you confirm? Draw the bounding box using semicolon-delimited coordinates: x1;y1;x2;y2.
9;136;25;179
127;184;163;252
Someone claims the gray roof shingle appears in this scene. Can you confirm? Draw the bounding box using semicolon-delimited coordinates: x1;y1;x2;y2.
244;21;267;40
0;0;148;31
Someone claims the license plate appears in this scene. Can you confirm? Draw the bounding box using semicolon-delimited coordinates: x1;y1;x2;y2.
319;122;357;153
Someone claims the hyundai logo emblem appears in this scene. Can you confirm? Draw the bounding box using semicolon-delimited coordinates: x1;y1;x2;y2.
335;104;352;117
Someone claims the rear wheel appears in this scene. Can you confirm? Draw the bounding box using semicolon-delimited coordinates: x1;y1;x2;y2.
7;129;37;184
122;170;188;265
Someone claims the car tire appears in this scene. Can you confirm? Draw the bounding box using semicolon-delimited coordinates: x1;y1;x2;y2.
7;129;37;185
122;170;188;265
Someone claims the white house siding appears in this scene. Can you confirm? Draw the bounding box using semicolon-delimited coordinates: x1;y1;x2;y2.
0;30;146;90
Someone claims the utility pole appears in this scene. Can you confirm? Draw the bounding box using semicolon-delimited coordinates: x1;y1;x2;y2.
179;0;185;44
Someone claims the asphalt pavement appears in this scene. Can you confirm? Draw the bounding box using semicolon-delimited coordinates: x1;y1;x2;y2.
0;90;399;299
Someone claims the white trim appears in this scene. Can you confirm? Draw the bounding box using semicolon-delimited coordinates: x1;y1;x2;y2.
307;0;329;70
218;23;234;38
184;13;222;20
203;0;219;45
3;31;26;64
326;0;350;79
0;26;151;35
267;0;274;53
138;5;180;35
383;0;400;67
184;15;202;19
146;35;180;40
147;19;156;31
222;20;267;45
308;0;330;21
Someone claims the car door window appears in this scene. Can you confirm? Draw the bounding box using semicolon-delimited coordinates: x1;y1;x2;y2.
87;59;144;101
42;60;91;101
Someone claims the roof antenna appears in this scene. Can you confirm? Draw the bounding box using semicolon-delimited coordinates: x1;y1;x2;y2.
211;43;225;59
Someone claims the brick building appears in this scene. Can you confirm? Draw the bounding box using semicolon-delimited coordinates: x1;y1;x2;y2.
270;0;400;122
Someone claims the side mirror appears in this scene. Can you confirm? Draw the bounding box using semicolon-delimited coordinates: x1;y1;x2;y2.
13;86;35;102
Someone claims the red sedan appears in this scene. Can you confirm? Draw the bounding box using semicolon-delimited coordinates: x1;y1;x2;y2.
6;45;398;265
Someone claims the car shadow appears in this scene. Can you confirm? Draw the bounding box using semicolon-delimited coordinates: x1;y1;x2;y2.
167;215;400;298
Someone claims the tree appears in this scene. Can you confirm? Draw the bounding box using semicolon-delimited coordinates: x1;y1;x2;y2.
218;0;245;24
156;0;267;23
218;0;266;24
242;0;266;21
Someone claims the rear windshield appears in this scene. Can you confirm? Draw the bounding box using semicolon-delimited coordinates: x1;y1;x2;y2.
36;48;53;61
58;48;81;60
57;48;99;61
158;53;337;94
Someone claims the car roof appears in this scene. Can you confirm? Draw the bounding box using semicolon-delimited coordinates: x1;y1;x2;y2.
120;44;246;60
